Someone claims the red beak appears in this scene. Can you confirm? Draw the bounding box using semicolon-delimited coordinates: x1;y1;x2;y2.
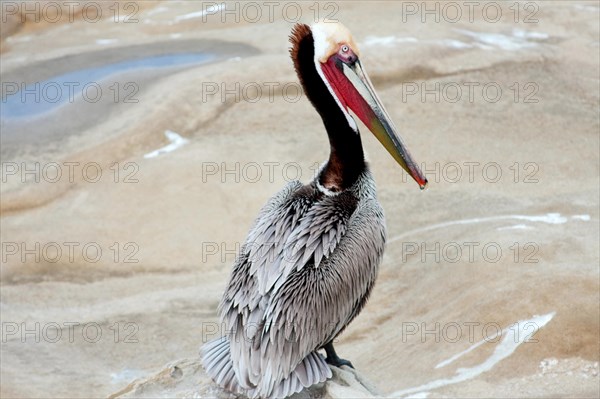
320;56;427;189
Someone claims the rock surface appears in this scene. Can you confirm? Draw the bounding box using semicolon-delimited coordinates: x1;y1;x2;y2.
1;1;598;398
109;359;380;399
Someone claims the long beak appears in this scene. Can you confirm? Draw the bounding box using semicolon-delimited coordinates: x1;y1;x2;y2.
323;58;428;189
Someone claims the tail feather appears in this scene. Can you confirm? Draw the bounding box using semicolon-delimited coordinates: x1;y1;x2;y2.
201;337;241;395
201;337;332;398
253;350;332;398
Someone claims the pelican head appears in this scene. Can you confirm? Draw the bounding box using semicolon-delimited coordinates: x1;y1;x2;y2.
307;22;427;189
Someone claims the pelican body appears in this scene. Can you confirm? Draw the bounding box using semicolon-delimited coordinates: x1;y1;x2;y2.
201;22;427;398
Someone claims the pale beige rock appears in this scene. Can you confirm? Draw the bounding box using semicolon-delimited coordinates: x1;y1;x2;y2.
109;359;380;399
1;1;598;398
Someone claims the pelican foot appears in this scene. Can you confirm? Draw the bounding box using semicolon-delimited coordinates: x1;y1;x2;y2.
326;356;354;369
323;341;355;369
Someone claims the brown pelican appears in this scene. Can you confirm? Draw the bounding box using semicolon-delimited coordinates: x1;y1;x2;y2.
201;22;427;398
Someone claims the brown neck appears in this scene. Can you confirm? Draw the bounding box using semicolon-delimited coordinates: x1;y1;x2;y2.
290;24;366;192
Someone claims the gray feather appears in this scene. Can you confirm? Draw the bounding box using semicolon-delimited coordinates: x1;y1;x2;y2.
202;170;385;398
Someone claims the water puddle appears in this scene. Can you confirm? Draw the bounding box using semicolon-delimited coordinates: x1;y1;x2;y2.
0;53;216;119
1;53;214;119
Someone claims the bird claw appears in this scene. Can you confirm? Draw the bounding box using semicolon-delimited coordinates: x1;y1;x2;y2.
326;356;354;369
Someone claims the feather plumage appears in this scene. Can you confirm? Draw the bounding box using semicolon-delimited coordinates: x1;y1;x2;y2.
203;170;385;398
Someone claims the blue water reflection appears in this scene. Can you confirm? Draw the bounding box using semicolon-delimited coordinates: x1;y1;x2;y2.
1;53;214;119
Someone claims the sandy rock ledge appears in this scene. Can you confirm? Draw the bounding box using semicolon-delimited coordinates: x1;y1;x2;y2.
109;358;381;399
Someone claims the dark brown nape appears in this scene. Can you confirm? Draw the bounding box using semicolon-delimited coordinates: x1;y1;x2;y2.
289;23;313;92
289;23;366;192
